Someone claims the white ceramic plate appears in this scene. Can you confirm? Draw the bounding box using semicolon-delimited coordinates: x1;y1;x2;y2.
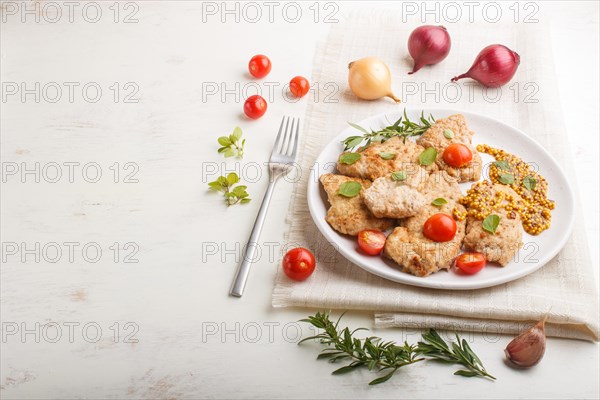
307;108;575;290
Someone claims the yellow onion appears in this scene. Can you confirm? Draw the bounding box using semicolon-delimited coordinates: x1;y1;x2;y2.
348;57;400;103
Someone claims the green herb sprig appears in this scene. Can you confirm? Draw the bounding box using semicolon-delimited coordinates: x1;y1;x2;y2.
299;311;495;385
342;110;436;151
299;312;424;385
417;329;496;380
208;172;251;206
217;127;245;159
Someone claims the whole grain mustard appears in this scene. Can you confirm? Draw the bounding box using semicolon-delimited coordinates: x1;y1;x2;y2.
457;144;555;235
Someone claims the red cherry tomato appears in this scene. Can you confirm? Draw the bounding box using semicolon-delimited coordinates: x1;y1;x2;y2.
455;252;487;275
282;247;315;281
357;229;386;255
248;55;272;79
443;143;473;168
423;213;457;242
243;95;267;119
289;76;310;98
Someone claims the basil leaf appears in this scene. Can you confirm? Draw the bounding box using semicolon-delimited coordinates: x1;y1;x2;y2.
522;175;537;191
482;214;500;234
337;181;362;197
232;185;247;196
379;152;395;160
339;152;361;165
419;147;437;166
498;173;515;185
218;136;231;146
391;171;407;181
208;181;222;190
231;126;243;142
226;173;240;185
443;129;454;139
431;197;447;207
494;160;511;170
224;149;236;158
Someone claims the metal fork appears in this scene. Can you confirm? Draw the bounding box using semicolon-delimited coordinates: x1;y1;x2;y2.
229;116;300;297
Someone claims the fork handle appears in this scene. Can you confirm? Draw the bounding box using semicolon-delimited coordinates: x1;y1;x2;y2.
229;179;278;297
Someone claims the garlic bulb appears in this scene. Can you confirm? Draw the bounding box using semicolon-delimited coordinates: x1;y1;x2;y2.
505;317;547;367
348;57;400;103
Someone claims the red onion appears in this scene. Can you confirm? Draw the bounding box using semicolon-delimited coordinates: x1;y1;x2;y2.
408;25;451;74
451;44;520;87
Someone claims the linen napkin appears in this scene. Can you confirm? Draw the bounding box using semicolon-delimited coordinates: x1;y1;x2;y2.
271;11;599;341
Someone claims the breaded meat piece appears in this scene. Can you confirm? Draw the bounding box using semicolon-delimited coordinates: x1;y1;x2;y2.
384;172;466;277
319;173;394;236
462;182;524;266
421;170;463;201
416;114;482;182
361;164;429;218
337;136;437;181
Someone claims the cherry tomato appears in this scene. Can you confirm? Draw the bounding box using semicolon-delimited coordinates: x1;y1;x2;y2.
243;95;267;119
282;247;315;281
357;229;387;255
423;213;457;242
289;76;310;98
248;55;272;79
443;143;473;168
455;252;487;275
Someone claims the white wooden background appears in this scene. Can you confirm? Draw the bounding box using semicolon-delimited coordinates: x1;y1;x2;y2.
1;1;598;399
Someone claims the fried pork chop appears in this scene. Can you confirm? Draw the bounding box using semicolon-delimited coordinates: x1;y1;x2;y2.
384;172;466;276
337;136;437;181
361;164;429;219
319;173;394;236
416;114;482;182
462;182;524;266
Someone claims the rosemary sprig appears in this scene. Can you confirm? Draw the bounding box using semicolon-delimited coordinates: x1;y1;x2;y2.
299;311;423;385
342;109;436;151
299;311;495;385
417;329;496;380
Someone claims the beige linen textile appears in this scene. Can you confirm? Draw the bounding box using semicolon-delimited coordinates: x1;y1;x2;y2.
271;12;599;341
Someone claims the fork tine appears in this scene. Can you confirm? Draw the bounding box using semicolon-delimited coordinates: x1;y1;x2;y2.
289;118;300;158
271;116;288;158
279;117;292;155
284;118;295;156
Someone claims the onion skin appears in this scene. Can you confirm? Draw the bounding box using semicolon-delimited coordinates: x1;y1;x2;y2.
408;25;451;74
452;44;520;87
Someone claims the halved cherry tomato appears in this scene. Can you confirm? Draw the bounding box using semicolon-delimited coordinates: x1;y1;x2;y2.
289;76;310;98
282;247;315;281
248;55;271;79
243;95;267;119
443;143;473;168
455;252;487;275
357;229;386;255
423;213;457;242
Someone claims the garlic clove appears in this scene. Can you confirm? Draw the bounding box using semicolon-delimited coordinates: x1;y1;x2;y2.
504;317;547;368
